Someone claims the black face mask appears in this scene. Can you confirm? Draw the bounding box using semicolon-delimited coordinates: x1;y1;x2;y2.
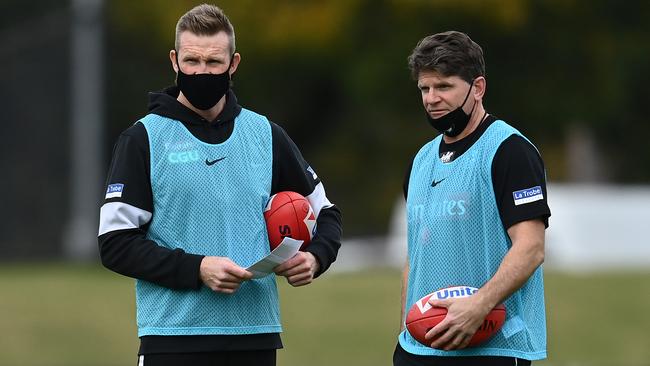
175;54;232;110
426;79;476;137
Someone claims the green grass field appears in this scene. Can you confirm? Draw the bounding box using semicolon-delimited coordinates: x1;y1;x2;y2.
0;264;649;366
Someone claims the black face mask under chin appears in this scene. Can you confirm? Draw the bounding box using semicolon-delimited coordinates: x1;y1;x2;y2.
175;54;232;110
426;80;476;137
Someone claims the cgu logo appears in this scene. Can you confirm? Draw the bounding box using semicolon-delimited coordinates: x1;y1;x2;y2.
415;286;479;314
168;150;200;164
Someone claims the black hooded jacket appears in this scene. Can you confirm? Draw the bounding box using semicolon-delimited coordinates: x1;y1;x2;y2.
98;87;342;353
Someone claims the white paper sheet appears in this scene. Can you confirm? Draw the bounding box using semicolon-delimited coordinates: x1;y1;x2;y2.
246;237;303;278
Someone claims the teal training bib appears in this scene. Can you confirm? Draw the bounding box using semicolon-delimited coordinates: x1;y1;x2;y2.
137;109;280;336
399;121;546;359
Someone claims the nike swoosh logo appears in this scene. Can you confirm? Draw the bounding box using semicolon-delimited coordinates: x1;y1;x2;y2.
431;178;446;187
205;157;226;166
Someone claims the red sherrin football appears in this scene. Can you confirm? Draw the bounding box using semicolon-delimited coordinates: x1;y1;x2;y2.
263;191;316;250
406;286;506;348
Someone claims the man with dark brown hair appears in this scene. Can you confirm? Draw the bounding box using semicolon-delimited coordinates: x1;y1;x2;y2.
394;31;550;365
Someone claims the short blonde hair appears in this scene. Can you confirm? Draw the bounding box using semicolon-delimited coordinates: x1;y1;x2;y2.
175;4;235;54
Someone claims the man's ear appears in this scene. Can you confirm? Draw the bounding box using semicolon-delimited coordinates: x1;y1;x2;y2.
473;76;486;99
229;52;241;75
169;49;179;72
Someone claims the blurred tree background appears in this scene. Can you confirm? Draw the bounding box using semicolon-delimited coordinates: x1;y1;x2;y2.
1;0;649;258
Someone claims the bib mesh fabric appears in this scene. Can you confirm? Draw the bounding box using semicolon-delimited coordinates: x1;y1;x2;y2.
136;109;280;336
398;121;546;359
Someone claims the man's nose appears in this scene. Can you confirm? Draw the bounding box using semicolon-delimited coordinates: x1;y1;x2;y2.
424;89;440;104
196;62;210;74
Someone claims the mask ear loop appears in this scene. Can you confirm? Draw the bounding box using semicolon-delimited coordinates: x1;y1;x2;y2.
459;78;476;109
462;78;478;120
226;53;236;88
228;53;235;69
173;50;182;86
445;78;477;136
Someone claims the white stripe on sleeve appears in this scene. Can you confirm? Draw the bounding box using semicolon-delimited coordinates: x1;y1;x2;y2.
306;182;333;219
98;202;152;236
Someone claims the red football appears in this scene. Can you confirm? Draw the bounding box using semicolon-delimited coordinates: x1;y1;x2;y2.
263;191;316;250
406;286;506;348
